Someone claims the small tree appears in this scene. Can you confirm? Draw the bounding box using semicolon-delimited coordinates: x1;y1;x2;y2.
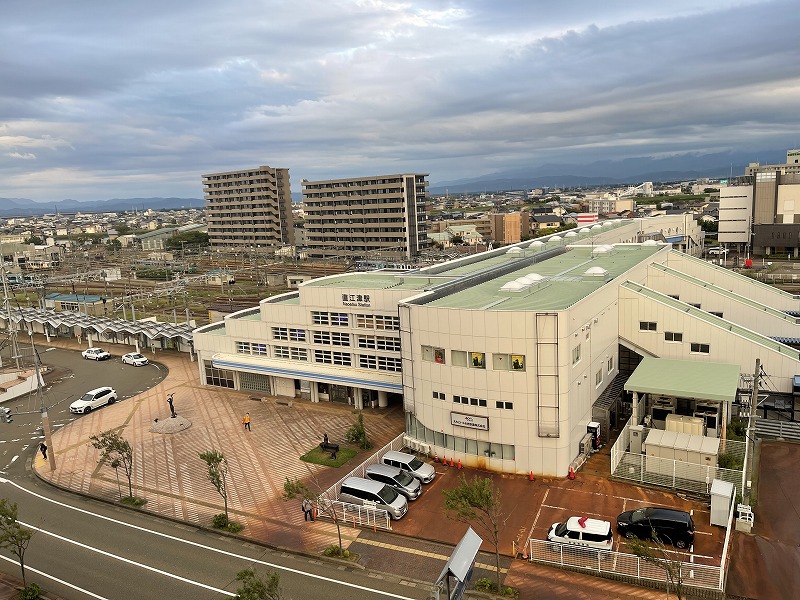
0;499;33;588
443;474;506;591
344;412;371;450
283;477;344;557
90;430;135;500
234;568;283;600
626;535;685;599
199;450;230;526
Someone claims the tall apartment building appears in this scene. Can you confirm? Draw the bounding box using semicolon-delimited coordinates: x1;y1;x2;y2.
489;212;529;244
302;174;428;260
203;166;294;251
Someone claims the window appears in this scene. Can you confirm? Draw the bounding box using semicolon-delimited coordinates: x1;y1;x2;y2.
236;341;267;356
377;356;402;372
596;370;603;386
312;311;329;325
273;327;288;340
313;331;331;344
452;350;468;367
358;335;376;349
450;351;485;368
273;346;290;359
290;328;306;342
433;391;446;400
376;336;401;352
356;314;373;328
291;347;307;361
422;345;445;363
639;321;657;331
453;395;486;406
375;315;400;330
332;351;351;366
204;362;234;388
493;353;525;371
331;312;349;327
572;344;581;365
607;356;614;372
665;331;683;342
691;343;710;354
314;350;333;364
495;401;514;410
359;354;376;369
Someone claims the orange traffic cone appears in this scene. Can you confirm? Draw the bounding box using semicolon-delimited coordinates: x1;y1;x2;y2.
449;457;455;467
457;458;463;470
568;466;576;480
434;451;439;462
529;471;535;482
442;455;448;466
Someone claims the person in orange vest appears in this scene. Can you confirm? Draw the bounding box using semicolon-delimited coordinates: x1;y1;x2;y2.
242;412;251;431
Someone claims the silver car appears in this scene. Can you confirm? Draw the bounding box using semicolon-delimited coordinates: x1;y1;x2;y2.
365;463;422;500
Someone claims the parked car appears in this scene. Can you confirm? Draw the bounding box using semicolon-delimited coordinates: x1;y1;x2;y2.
365;463;422;500
616;506;695;549
121;352;149;366
69;386;117;414
338;477;408;519
381;450;436;483
547;516;614;553
82;347;111;361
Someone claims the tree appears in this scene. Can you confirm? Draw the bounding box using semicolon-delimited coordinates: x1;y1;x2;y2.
344;412;371;450
443;474;506;591
90;430;135;500
234;568;283;600
199;450;230;525
283;477;344;557
0;499;33;588
24;235;44;246
626;535;686;599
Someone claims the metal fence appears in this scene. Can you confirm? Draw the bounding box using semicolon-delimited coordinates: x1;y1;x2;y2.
526;538;722;593
318;433;407;530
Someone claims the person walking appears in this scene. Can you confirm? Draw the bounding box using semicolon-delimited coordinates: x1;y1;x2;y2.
39;442;47;460
242;412;251;431
302;498;314;521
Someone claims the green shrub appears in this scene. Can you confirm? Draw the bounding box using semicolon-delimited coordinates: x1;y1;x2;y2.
345;412;371;450
212;513;229;529
342;549;350;558
728;417;747;441
475;578;498;593
323;544;342;557
121;496;146;507
20;583;41;600
719;452;744;470
226;521;243;533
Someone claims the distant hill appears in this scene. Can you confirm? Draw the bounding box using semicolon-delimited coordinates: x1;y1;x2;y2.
429;149;786;194
0;197;204;217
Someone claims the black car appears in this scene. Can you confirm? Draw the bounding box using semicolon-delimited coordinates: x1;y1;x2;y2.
616;507;694;549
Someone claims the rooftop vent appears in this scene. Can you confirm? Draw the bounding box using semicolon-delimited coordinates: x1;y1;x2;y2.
506;247;522;254
548;235;562;242
584;266;608;277
500;280;526;292
565;231;578;238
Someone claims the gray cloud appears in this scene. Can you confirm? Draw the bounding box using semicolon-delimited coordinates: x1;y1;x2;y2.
1;0;798;202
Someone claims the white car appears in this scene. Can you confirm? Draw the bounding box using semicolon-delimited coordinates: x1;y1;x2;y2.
121;352;149;366
69;386;117;414
82;347;111;361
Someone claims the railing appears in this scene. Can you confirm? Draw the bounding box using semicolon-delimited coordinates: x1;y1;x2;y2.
611;416;633;475
316;498;391;531
753;418;800;441
526;538;722;593
718;494;737;591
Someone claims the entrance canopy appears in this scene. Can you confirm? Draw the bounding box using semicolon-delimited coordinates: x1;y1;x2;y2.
624;357;740;403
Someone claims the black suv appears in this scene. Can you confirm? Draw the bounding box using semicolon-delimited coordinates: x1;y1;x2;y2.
616;507;694;549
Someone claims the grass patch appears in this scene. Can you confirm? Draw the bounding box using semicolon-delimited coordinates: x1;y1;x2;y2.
120;496;147;507
300;445;358;467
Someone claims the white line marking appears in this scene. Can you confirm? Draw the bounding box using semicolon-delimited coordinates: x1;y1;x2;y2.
0;479;415;600
0;553;109;600
21;521;234;596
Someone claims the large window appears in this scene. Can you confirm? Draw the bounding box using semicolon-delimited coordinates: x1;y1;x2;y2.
315;350;333;364
452;350;485;369
290;328;306;342
422;345;446;363
236;341;267;356
665;331;683;342
313;311;348;326
690;342;710;354
493;353;525;371
272;327;288;340
405;414;515;461
639;321;657;331
356;314;400;330
204;362;234;388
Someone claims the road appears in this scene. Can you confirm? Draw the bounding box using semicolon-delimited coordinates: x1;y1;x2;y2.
0;347;430;600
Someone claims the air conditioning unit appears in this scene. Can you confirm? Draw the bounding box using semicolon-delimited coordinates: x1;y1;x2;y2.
403;435;414;449
579;432;594;456
418;443;431;456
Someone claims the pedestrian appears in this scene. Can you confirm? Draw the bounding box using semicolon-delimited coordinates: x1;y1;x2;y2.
242;412;251;431
39;442;47;460
323;433;329;445
302;498;314;521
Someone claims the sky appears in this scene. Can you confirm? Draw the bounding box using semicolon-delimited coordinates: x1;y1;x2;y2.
2;0;799;202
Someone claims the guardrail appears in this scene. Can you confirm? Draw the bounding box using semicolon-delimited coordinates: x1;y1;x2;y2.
316;498;391;531
526;539;722;593
754;418;800;441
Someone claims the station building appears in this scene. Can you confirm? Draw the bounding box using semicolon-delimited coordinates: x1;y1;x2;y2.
193;215;800;477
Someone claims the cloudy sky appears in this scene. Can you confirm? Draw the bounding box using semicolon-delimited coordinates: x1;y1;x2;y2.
2;0;799;202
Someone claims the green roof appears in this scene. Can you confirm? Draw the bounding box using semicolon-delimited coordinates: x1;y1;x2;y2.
624;357;741;402
424;244;663;311
303;273;455;291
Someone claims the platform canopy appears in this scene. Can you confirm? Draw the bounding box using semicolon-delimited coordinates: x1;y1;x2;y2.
624;357;741;403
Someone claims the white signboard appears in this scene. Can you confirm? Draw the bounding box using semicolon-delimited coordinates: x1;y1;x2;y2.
451;412;489;431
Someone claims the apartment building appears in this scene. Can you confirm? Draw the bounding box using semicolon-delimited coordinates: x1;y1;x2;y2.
203;165;294;251
302;174;428;260
490;212;529;244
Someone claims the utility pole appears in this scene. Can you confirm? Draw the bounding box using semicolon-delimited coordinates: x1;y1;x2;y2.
1;263;22;370
30;330;56;471
742;358;760;504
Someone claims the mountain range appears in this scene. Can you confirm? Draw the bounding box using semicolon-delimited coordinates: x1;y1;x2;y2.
0;149;788;215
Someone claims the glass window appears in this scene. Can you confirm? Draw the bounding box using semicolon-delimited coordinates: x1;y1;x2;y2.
465;438;478;455
358;335;376;349
312;311;329;325
572;344;581;365
290;347;307;361
690;343;710;354
272;327;288;340
596;370;603;386
452;350;468;367
453;436;466;453
273;346;290;359
665;331;683;342
639;321;657;331
290;328;306;342
470;352;486;369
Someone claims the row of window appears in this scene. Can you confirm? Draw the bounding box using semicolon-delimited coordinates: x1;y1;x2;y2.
308;312;401;330
422;346;526;371
639;323;711;353
406;414;516;460
269;329;401;350
270;345;402;371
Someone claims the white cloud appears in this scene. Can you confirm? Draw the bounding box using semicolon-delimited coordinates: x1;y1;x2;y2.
0;0;798;201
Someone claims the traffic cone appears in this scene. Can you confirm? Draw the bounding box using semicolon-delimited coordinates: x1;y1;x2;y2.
529;471;535;482
449;457;455;467
442;455;447;466
457;458;463;470
434;451;439;462
568;466;576;480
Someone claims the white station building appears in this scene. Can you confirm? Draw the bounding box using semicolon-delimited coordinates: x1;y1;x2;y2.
193;215;800;477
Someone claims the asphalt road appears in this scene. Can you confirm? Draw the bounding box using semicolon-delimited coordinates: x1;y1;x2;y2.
0;346;430;600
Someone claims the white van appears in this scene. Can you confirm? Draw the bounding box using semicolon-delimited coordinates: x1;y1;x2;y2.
547;516;614;552
338;477;408;519
382;451;436;483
